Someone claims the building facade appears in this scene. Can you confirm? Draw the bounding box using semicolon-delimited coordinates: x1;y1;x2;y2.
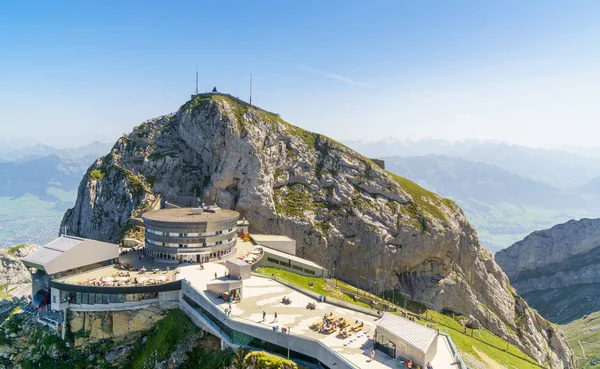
143;206;239;264
374;312;438;367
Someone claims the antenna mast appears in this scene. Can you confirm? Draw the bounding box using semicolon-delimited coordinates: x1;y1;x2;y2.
195;64;199;95
249;73;252;107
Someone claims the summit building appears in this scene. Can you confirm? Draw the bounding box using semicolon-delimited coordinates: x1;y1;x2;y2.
143;205;239;264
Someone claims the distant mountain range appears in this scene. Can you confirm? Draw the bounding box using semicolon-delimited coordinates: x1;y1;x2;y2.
0;141;113;163
346;138;600;189
0;141;112;248
344;139;600;252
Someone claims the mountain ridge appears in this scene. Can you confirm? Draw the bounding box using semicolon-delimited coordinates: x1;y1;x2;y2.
61;93;576;368
496;218;600;324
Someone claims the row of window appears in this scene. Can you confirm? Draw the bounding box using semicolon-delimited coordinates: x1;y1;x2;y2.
266;257;316;275
146;228;236;238
68;292;158;305
146;237;234;248
148;246;234;261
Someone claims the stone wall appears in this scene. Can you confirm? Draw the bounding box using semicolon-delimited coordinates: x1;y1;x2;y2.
69;304;173;346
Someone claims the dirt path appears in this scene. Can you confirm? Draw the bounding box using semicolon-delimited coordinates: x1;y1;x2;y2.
472;348;507;369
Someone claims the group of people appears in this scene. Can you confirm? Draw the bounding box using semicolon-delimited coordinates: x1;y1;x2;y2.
262;310;278;323
306;302;316;310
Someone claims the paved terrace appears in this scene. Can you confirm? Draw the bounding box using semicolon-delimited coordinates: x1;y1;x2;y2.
177;261;456;369
58;253;175;286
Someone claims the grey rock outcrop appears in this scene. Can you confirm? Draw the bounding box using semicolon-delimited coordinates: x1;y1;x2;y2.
0;244;39;299
496;218;600;324
61;93;576;368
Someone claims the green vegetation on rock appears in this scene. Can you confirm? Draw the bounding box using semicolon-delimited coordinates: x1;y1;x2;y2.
6;243;26;256
89;168;106;181
126;173;145;196
274;184;313;217
388;171;448;222
243;351;298;369
126;309;199;369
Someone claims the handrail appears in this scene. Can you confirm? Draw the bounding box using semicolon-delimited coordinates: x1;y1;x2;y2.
181;280;362;369
439;332;468;369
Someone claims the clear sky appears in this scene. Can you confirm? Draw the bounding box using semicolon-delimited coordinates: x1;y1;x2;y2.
1;1;599;149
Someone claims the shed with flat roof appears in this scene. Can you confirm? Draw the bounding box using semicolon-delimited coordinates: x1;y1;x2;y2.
226;259;251;280
249;234;296;255
374;312;438;367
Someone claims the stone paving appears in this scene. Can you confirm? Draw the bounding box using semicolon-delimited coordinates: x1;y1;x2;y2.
177;259;457;369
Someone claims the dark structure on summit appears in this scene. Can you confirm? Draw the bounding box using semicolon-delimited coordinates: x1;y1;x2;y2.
212;86;218;92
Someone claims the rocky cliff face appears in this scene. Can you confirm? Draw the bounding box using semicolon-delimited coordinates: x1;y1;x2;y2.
0;244;39;299
496;218;600;324
61;93;576;368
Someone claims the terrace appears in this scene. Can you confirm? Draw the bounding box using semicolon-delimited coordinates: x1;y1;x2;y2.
57;252;176;287
177;261;456;369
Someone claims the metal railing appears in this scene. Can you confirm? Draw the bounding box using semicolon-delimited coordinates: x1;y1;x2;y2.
440;332;468;369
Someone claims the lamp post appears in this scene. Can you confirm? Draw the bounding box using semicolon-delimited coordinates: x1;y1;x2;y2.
287;327;291;359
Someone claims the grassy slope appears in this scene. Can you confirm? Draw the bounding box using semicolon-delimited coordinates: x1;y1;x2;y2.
257;266;541;369
562;311;600;369
255;267;371;308
428;310;542;369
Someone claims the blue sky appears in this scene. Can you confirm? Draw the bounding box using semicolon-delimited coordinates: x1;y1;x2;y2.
1;1;599;148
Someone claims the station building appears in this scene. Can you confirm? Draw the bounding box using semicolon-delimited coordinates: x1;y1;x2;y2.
374;312;439;367
143;205;239;264
21;235;120;302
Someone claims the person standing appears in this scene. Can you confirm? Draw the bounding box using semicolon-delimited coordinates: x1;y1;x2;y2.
427;362;433;369
262;310;266;322
369;347;375;362
274;312;278;322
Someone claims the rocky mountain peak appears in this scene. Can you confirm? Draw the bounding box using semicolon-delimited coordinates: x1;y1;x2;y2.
60;93;576;368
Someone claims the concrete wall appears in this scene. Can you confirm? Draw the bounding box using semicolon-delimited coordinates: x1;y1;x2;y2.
262;240;295;255
181;281;360;369
425;337;438;366
50;287;69;311
226;260;251;280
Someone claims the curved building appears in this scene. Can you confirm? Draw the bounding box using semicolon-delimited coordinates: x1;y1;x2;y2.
143;206;239;263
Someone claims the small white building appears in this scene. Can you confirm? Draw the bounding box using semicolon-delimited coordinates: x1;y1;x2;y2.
249;234;296;255
374;312;438;367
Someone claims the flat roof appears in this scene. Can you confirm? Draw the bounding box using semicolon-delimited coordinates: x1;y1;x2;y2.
22;236;119;275
376;312;438;353
143;208;239;223
226;259;249;267
250;234;295;243
258;245;326;270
